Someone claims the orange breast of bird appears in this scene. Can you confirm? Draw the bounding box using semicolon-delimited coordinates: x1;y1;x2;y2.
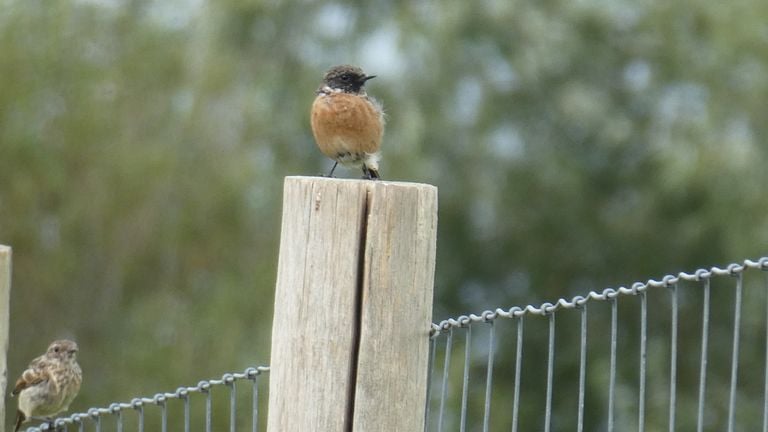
311;92;383;160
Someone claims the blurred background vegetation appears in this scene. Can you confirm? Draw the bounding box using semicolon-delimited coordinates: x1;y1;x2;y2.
1;0;766;430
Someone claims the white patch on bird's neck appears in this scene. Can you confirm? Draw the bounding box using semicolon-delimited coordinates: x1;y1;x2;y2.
318;85;367;97
320;85;340;94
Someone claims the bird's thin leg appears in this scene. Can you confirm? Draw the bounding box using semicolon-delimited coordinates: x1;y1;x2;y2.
326;161;339;178
41;417;56;431
41;418;65;432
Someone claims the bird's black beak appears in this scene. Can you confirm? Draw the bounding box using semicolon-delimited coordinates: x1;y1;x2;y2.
363;75;377;82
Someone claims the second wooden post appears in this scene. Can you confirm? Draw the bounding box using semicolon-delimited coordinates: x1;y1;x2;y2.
0;245;12;432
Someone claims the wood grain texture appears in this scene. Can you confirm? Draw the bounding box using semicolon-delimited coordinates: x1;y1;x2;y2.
0;245;11;432
267;177;368;432
267;177;437;432
353;182;437;432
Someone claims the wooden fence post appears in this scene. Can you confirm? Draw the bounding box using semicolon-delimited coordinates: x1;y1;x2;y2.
0;245;12;432
267;177;437;432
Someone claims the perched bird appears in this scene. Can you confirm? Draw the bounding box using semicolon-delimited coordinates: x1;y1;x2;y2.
310;64;385;180
11;340;82;432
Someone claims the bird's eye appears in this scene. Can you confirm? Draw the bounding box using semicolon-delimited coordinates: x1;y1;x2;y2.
53;347;60;352
340;74;351;82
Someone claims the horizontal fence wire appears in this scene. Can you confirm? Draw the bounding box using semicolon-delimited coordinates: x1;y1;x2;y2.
426;257;768;432
22;366;269;432
431;258;768;333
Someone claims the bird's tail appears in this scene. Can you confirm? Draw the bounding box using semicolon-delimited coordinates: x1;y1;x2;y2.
14;410;26;432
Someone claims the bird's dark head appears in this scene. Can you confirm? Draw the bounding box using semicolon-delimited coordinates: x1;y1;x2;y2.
48;339;79;360
321;65;376;94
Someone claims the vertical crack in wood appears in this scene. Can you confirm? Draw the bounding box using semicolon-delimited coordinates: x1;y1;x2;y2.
345;187;371;432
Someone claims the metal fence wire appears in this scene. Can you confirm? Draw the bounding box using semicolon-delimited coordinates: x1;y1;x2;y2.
22;366;269;432
426;257;768;432
20;258;768;432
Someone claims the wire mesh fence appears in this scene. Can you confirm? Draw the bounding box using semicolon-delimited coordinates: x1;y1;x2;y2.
18;257;768;432
426;257;768;432
21;366;269;432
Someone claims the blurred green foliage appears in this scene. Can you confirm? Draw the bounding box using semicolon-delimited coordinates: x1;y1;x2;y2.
1;0;767;430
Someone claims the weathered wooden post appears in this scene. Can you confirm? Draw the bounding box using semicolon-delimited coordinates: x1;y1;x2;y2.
267;177;437;432
0;245;12;432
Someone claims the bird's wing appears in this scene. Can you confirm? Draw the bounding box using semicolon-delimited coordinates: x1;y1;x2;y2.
11;356;51;396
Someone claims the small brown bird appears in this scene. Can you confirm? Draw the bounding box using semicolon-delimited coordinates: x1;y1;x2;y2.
11;340;82;432
310;64;385;179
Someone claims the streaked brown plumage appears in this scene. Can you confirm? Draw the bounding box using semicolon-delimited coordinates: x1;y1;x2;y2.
311;65;384;179
12;340;82;432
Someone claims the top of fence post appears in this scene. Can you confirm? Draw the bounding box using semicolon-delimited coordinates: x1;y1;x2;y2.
267;176;437;432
